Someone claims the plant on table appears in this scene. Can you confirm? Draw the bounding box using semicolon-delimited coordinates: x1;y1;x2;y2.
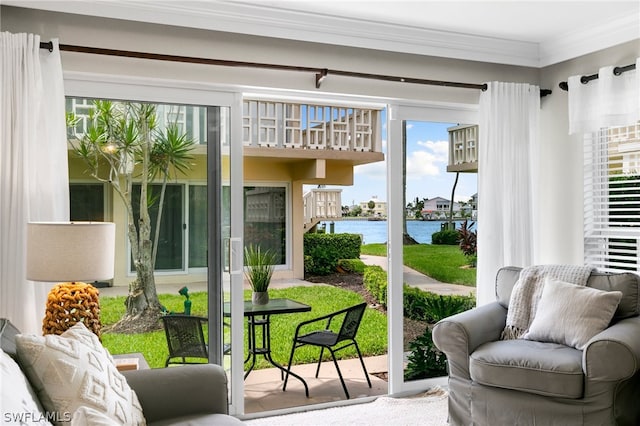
244;244;277;304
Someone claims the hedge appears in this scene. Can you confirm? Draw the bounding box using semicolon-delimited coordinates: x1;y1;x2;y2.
303;233;362;275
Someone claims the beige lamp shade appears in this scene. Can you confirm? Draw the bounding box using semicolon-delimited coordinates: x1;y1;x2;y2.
26;222;116;282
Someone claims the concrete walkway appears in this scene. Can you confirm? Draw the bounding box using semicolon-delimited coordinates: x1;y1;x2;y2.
360;255;476;296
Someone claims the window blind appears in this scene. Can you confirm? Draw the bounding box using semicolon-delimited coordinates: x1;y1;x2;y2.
584;122;640;272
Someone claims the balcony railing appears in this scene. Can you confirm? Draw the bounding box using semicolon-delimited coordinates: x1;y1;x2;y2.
303;188;342;232
243;100;382;153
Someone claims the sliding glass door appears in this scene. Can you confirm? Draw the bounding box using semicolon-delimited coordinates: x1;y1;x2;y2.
65;76;245;413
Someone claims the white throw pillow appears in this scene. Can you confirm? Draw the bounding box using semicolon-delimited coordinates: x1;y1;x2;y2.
523;276;623;350
0;348;53;425
15;322;146;426
70;405;118;426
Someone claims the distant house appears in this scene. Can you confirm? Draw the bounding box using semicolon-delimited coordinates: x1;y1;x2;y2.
359;196;387;218
421;197;460;220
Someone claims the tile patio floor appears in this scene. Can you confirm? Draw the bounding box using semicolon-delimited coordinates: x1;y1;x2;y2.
243;354;389;414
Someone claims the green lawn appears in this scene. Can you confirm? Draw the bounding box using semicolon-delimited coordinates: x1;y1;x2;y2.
101;286;387;369
361;243;476;286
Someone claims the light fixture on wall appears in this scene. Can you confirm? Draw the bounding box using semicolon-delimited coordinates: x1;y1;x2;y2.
26;222;116;337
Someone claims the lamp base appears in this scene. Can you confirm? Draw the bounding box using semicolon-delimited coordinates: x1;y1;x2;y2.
42;282;101;338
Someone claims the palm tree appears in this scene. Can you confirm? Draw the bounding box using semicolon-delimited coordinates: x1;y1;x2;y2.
68;100;195;333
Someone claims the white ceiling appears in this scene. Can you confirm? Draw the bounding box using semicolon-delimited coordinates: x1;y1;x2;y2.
5;0;640;67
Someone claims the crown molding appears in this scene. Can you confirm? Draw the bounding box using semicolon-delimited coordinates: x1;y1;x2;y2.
4;1;637;68
538;13;640;67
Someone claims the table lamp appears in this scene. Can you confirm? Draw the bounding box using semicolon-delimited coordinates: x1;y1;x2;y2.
26;222;116;337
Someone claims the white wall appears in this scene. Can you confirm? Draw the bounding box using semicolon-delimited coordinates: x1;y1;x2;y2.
536;40;640;265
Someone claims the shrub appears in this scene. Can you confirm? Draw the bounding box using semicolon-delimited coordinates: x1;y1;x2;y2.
337;258;366;274
403;286;475;323
431;229;459;245
404;327;448;381
363;265;387;307
304;233;361;275
304;255;314;273
457;220;477;266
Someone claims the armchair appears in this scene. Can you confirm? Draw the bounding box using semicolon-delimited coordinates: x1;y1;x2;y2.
433;266;640;426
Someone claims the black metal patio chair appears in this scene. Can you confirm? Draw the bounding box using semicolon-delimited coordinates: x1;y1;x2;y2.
283;302;372;399
161;314;209;367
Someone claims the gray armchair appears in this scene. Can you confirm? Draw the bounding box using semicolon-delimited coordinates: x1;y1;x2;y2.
433;266;640;426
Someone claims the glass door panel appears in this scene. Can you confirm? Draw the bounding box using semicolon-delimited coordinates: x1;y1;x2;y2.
388;105;477;396
65;79;242;412
188;185;208;268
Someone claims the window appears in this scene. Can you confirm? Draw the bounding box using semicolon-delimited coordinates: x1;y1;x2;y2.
132;184;185;271
189;185;208;268
69;183;105;221
244;186;287;265
584;122;640;272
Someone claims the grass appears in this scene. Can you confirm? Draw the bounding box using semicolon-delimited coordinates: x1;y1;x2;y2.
361;243;476;286
100;286;387;369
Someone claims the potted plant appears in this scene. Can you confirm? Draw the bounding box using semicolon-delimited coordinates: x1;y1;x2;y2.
244;245;277;305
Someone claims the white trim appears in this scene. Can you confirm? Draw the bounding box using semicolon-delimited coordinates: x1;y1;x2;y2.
387;105;404;396
64;71;238;106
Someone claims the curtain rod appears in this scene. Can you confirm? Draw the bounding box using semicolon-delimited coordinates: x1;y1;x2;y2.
558;63;636;91
40;41;551;96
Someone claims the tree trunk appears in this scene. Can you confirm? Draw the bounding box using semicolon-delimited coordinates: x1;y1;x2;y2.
107;240;163;334
448;172;460;230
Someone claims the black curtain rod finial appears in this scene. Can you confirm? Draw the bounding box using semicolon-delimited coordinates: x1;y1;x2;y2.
40;41;53;52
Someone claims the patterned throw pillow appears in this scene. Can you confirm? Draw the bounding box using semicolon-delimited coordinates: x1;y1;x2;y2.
15;322;146;426
0;348;53;425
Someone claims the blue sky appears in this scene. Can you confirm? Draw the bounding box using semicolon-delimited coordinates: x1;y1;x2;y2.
330;120;477;207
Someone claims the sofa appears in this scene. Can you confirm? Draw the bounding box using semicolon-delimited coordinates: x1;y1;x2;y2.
433;266;640;426
0;318;244;425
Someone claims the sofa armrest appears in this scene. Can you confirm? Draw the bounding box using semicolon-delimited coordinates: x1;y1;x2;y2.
123;364;229;423
584;316;640;382
432;302;507;379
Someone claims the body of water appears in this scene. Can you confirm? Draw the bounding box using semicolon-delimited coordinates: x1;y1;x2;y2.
318;219;470;244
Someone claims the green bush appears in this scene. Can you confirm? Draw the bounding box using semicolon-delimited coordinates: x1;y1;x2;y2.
304;255;314;273
404;327;448;381
431;229;459;245
363;265;387;307
403;286;475;323
304;233;361;275
337;258;366;274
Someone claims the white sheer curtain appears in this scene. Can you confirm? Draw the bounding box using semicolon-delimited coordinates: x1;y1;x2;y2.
0;33;69;334
476;82;540;306
568;58;640;135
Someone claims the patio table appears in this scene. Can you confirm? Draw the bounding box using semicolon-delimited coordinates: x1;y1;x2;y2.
225;298;311;395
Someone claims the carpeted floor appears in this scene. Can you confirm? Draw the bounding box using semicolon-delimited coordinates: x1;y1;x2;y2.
244;388;449;426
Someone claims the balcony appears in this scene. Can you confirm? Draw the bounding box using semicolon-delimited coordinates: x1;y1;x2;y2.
243;100;384;181
303;188;342;232
447;124;478;173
